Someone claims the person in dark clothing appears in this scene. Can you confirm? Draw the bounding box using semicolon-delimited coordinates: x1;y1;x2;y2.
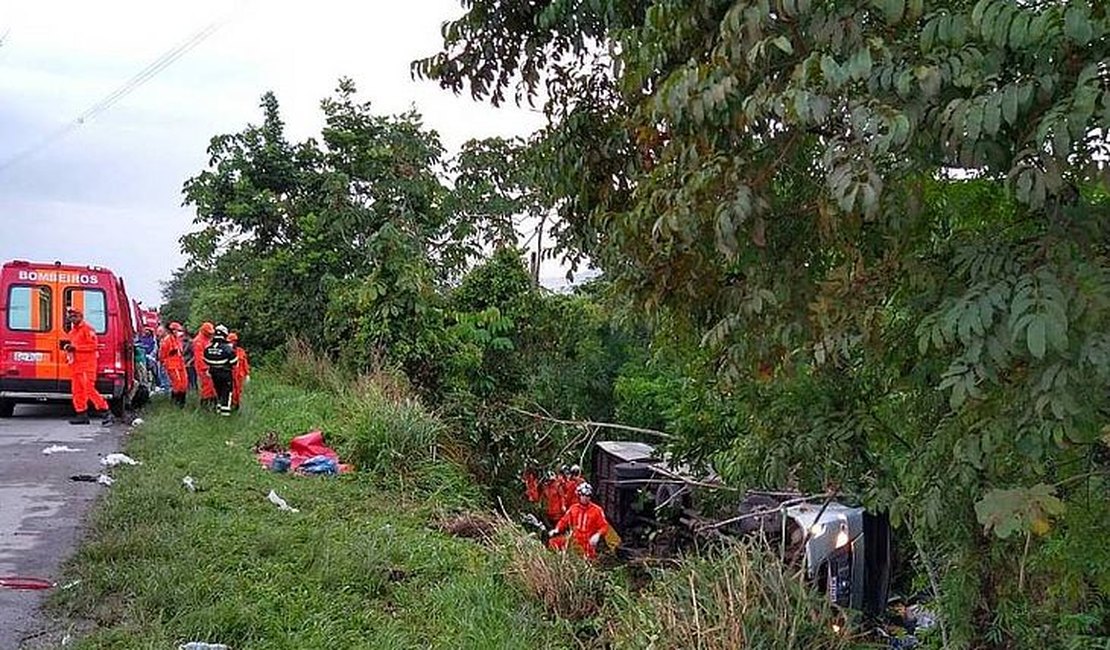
182;329;198;390
202;324;238;416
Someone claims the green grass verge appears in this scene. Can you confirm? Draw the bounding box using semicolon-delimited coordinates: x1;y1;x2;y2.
50;376;576;649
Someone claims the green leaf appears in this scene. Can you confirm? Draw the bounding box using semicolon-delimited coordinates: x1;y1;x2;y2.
883;0;905;25
772;35;794;55
1002;85;1020;125
1064;5;1093;44
983;97;1001;137
1027;314;1046;359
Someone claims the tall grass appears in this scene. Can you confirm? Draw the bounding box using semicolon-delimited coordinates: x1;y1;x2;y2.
496;523;611;622
278;337;439;476
604;541;856;649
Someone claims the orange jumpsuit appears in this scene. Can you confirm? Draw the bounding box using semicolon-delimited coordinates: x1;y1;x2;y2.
158;334;188;394
193;334;215;400
563;475;585;512
523;471;541;503
68;321;108;414
550;501;610;559
231;346;250;407
540;478;568;526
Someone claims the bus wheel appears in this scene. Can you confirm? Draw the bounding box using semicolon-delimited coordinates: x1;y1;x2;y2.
0;399;13;418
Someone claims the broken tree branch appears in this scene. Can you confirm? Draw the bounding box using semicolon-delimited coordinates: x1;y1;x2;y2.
506;405;675;440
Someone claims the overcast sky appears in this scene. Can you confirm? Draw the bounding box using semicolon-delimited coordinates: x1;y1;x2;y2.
0;1;547;306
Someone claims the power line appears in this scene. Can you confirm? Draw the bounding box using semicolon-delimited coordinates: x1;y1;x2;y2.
0;18;226;174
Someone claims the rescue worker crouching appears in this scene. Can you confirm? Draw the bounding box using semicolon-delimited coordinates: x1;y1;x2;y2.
202;325;238;416
548;482;611;560
61;308;114;426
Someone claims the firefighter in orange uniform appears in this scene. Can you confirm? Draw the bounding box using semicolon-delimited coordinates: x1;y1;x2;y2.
61;308;113;426
159;322;189;407
548;482;610;560
532;470;568;527
227;332;251;410
192;321;216;407
562;464;585;509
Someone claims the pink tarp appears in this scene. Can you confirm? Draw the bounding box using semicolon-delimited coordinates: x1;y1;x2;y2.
256;430;353;474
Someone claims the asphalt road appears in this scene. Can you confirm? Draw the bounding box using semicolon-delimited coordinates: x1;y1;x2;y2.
0;404;124;649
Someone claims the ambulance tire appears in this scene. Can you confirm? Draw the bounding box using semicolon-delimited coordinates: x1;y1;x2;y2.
0;399;13;418
109;397;125;418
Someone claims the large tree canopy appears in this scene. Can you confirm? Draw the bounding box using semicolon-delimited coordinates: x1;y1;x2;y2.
417;1;1110;646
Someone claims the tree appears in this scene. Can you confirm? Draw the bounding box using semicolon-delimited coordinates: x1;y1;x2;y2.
418;2;1110;645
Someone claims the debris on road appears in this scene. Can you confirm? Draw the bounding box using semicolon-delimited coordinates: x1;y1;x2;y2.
267;489;298;513
100;453;141;467
0;576;55;590
42;445;83;455
69;474;114;486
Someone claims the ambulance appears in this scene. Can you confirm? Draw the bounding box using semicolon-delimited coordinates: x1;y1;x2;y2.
0;260;141;417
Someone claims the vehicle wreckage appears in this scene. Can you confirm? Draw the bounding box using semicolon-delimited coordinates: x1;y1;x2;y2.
590;440;893;615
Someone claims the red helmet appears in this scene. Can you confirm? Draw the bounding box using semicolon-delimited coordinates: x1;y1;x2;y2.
200;322;215;336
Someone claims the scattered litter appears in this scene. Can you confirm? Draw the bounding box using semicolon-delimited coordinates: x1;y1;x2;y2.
69;474;114;486
298;454;338;475
179;643;230;650
224;440;235;447
42;445;83;455
0;576;55;590
130;417;144;427
267;489;299;513
60;579;82;590
269;453;291;473
906;605;938;632
255;430;351;474
183;476;197;492
61;632;73;646
100;453;141;467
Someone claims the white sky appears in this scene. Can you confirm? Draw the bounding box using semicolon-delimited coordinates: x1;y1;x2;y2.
0;0;551;305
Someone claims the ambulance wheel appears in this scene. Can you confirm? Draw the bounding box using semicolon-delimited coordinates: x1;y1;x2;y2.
0;399;13;418
109;398;125;418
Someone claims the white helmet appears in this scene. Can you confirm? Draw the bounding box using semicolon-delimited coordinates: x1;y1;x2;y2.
569;464;582;476
576;482;594;497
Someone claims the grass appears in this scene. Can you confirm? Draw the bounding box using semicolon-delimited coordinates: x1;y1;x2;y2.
49;374;576;649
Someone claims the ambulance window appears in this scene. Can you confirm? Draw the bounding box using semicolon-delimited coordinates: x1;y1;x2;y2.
65;288;108;334
7;285;52;332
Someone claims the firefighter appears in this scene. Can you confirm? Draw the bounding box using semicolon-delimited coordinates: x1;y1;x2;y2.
536;470;568;527
159;322;189;407
61;308;113;426
202;324;238;416
548;482;611;560
227;332;251;410
562;464;585;507
192;322;216;407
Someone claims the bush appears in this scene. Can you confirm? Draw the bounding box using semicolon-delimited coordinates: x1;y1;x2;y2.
334;383;441;476
604;542;853;650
